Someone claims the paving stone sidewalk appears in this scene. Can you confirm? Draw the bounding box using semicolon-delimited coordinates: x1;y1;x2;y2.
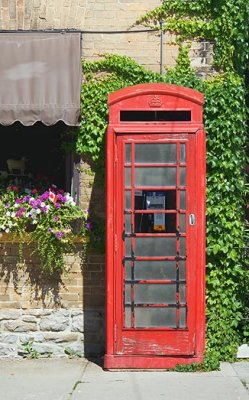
0;358;248;400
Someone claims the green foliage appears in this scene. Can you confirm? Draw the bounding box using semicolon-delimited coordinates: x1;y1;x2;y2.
75;0;248;370
22;341;39;359
64;347;83;358
77;55;158;164
138;0;249;74
0;186;87;275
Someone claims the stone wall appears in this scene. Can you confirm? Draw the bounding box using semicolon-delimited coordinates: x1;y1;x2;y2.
0;240;105;358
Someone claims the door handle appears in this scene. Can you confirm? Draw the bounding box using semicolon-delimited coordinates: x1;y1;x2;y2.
189;214;195;226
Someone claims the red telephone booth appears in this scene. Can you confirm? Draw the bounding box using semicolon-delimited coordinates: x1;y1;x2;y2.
104;83;206;369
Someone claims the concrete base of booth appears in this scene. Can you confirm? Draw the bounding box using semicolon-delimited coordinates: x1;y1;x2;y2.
104;354;204;370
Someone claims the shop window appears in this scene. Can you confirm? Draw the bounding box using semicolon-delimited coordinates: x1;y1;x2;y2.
0;122;79;203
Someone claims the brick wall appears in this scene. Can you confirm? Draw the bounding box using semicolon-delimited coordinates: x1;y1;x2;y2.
0;1;213;74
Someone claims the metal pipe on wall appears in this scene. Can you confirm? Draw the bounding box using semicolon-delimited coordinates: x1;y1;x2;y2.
160;20;164;75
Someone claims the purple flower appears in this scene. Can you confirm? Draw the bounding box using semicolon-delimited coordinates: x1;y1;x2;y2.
57;194;66;203
15;198;22;204
55;231;64;239
53;216;59;221
4;203;10;208
30;199;38;209
36;199;42;207
23;195;31;202
47;228;52;233
86;222;92;230
39;192;49;201
15;207;26;218
54;203;61;209
41;206;48;214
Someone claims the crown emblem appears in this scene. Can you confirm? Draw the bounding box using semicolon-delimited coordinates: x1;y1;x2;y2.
148;95;162;108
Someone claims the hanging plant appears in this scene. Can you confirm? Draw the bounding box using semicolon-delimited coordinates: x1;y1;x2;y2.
0;184;88;275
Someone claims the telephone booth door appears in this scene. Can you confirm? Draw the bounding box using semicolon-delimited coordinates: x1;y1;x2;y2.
105;84;206;369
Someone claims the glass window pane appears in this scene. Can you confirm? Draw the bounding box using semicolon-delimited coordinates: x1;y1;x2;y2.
125;284;131;304
180;167;186;186
179;284;186;303
125;261;131;280
125;191;131;210
180;308;186;328
135;284;176;304
135;143;176;164
134;260;176;280
135;167;176;187
179;214;186;233
180;144;186;163
125;237;131;256
125;307;131;328
135;237;176;257
179;261;186;280
134;307;176;328
180;237;186;256
135;214;171;234
125;214;132;233
125;144;131;163
180;191;186;210
125;167;131;187
165;214;176;233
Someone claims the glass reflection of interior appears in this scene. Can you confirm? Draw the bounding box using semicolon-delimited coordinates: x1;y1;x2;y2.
134;190;176;233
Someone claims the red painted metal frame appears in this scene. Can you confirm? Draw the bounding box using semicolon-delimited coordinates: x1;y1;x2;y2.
105;83;206;369
115;134;195;355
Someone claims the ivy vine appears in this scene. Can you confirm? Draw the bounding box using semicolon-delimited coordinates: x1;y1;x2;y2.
75;0;248;370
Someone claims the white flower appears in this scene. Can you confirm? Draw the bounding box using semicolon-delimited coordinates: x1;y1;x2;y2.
65;193;75;206
32;220;38;225
8;221;13;227
14;203;19;208
40;202;45;207
36;209;41;214
11;212;15;218
5;211;11;217
5;228;10;233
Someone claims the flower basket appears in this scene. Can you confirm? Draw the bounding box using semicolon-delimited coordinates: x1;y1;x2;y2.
0;185;88;274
